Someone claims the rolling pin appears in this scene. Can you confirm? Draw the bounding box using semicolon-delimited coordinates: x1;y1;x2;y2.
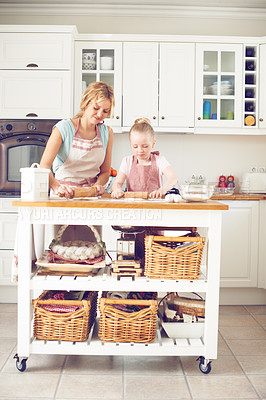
58;186;98;198
124;191;149;199
73;187;98;198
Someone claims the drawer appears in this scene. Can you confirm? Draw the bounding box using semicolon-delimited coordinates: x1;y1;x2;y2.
0;198;18;213
0;33;72;69
0;214;17;249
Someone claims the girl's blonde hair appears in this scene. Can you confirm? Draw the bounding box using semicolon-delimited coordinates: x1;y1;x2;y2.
129;117;155;140
75;81;115;119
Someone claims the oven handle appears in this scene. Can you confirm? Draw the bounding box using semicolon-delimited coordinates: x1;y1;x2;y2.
17;136;46;143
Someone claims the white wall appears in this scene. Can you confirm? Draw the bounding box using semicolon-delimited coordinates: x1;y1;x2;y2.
1;12;266;188
112;132;266;190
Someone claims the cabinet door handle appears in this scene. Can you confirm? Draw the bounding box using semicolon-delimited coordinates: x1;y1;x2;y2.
26;63;38;68
153;116;156;120
161;116;165;120
26;113;38;118
115;116;120;119
259;118;264;122
198;117;201;120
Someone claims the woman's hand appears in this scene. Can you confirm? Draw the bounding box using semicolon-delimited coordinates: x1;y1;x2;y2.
93;184;105;196
111;189;124;199
53;183;74;199
149;188;163;199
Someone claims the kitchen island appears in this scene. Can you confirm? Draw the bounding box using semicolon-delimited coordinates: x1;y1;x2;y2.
12;197;228;373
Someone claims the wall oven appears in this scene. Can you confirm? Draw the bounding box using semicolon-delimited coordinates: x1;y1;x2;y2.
0;119;58;197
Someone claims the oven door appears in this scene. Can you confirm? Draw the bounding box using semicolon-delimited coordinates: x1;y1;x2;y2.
0;134;49;194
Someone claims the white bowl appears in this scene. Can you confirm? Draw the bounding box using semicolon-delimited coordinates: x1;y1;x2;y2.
214;187;234;195
162;321;204;339
100;56;114;70
82;60;96;70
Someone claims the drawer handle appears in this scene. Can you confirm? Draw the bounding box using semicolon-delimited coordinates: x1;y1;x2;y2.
115;116;120;119
26;63;38;68
26;113;38;118
259;118;264;122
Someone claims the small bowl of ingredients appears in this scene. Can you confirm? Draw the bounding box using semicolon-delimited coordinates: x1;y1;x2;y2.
180;184;215;202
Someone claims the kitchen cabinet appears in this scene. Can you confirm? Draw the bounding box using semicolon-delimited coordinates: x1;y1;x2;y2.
0;33;72;70
0;70;72;119
123;42;194;131
0;27;75;119
195;43;243;128
0;198;17;290
219;200;259;287
74;41;122;127
259;44;266;129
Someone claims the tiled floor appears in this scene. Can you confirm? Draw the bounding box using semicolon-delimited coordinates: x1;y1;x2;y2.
1;303;266;399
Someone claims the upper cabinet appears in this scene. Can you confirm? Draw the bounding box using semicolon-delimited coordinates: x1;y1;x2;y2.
0;33;72;70
74;41;122;127
123;42;194;131
0;28;75;119
195;43;243;128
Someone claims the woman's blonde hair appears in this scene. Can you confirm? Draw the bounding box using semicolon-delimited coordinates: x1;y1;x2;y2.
129;117;155;140
75;81;115;119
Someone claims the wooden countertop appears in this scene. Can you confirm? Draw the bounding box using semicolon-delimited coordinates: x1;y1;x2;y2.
12;196;228;210
211;193;266;200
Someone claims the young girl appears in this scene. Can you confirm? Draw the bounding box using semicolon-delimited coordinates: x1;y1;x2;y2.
40;81;114;198
111;118;178;198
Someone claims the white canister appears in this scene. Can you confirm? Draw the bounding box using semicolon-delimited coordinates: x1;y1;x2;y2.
20;163;50;201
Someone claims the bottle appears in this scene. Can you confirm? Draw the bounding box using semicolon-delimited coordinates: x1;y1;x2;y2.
245;88;255;98
245;61;255;71
244;115;255;126
245;102;255;112
203;101;211;119
245;75;255;85
246;47;255;57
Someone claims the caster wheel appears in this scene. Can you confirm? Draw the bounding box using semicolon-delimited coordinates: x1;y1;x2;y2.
14;354;27;372
197;356;211;374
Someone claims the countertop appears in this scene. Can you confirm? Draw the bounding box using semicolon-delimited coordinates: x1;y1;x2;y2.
211;193;266;200
12;196;228;210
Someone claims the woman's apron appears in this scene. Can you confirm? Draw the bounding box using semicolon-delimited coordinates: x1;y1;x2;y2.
54;118;105;187
12;120;105;282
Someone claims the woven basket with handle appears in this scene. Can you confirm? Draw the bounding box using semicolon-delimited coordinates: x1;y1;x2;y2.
32;290;98;341
144;235;205;280
98;292;158;343
48;225;105;264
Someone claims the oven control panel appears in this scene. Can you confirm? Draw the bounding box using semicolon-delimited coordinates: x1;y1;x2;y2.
0;119;59;140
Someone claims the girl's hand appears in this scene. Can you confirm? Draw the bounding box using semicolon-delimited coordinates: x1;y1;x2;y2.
93;184;105;196
149;188;163;199
54;184;74;199
111;189;124;199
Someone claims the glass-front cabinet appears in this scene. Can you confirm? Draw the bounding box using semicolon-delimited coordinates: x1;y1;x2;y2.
195;44;242;127
74;41;122;127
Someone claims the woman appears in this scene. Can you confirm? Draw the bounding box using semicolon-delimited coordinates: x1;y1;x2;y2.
40;81;114;198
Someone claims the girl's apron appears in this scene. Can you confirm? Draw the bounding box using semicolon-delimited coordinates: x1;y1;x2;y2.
54;118;105;187
126;152;162;262
127;152;160;192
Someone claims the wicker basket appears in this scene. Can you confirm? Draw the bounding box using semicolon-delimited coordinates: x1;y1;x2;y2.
168;294;205;319
32;290;98;341
98;292;158;343
144;235;205;280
